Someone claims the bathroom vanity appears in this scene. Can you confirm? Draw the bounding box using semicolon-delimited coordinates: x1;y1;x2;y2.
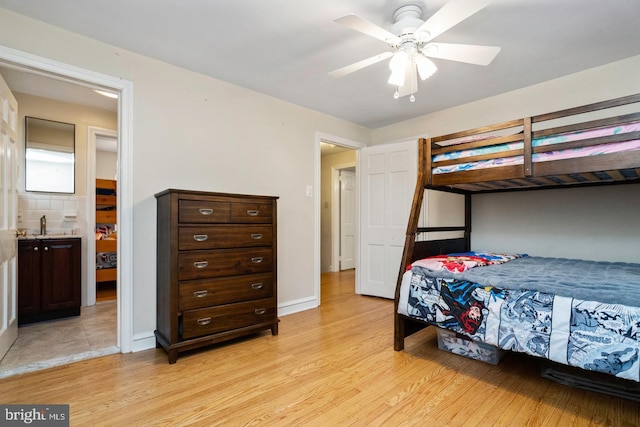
18;236;81;325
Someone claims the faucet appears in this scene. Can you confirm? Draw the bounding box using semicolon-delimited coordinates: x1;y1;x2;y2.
40;215;46;236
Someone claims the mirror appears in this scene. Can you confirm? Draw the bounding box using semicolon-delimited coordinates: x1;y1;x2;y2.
25;116;75;193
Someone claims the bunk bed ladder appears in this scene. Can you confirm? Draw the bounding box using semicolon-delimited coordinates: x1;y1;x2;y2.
394;138;472;351
394;138;429;350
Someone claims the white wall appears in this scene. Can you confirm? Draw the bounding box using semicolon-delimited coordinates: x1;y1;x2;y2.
372;55;640;263
471;184;640;263
0;8;372;350
96;150;117;180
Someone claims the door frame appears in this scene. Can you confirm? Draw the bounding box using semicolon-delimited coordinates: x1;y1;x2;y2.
315;132;365;304
331;163;355;272
0;45;134;353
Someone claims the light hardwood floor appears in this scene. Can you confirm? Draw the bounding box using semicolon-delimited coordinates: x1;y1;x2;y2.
1;270;638;426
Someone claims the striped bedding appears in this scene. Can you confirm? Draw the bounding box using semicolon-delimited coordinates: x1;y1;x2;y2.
432;122;640;175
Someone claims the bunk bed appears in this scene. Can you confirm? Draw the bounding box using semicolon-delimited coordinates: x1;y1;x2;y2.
394;93;640;398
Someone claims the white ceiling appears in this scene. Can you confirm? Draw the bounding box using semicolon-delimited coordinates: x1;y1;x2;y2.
0;65;118;113
1;0;640;129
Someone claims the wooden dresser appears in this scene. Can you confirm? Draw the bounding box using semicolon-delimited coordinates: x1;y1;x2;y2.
155;189;279;363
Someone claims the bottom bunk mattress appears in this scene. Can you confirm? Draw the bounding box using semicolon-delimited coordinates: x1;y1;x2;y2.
397;252;640;382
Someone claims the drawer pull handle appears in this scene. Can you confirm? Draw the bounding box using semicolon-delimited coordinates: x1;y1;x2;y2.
198;208;213;215
251;257;263;263
247;210;259;216
254;308;267;315
193;290;208;298
251;282;264;290
194;261;209;269
197;317;212;326
193;234;208;242
251;233;263;240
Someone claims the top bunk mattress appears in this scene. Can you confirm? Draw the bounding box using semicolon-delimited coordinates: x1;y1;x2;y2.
432;122;640;175
424;93;640;190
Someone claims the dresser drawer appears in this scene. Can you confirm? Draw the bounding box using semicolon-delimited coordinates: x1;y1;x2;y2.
179;200;230;223
231;203;272;223
179;248;272;280
179;273;273;310
179;225;272;251
181;298;276;339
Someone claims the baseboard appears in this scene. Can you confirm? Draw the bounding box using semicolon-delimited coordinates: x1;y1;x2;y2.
277;296;319;317
130;332;156;353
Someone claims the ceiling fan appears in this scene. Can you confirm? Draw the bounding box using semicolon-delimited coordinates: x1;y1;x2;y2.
329;0;500;101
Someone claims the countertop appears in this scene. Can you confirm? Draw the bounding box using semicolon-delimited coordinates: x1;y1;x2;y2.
18;234;81;240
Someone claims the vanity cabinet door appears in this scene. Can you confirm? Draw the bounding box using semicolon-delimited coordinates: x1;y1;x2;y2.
17;240;41;317
40;239;81;312
18;238;81;324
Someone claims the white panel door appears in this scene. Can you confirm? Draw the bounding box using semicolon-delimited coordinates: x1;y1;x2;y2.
0;72;18;361
339;170;356;270
359;140;417;298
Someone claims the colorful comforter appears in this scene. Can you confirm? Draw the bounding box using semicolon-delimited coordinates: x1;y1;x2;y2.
398;252;640;382
432;122;640;174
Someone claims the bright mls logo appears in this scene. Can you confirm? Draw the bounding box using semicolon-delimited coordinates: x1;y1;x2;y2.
1;405;69;426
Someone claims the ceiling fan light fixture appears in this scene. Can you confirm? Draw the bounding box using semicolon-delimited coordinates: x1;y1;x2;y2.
389;50;409;73
388;50;409;87
415;55;437;80
388;69;405;87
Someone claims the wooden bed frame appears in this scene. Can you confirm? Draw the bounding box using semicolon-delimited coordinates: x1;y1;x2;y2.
394;93;640;352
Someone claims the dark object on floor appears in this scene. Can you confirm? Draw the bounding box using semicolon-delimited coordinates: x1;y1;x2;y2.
539;360;640;402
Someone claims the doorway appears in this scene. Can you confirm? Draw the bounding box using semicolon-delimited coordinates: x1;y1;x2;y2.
87;129;119;306
332;166;356;271
0;45;133;376
316;133;364;305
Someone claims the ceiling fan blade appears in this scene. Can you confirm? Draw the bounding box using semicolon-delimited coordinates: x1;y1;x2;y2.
415;0;494;43
335;14;401;46
329;51;393;78
424;43;500;66
396;65;418;98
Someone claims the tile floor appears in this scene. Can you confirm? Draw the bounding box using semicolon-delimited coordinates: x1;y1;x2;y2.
0;300;118;379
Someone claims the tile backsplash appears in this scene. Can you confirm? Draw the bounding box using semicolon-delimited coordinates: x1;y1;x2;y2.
18;193;87;237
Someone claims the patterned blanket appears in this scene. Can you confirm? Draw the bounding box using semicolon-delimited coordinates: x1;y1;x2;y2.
398;252;640;382
409;252;525;273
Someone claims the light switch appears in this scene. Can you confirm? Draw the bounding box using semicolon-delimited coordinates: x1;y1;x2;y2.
305;185;313;197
